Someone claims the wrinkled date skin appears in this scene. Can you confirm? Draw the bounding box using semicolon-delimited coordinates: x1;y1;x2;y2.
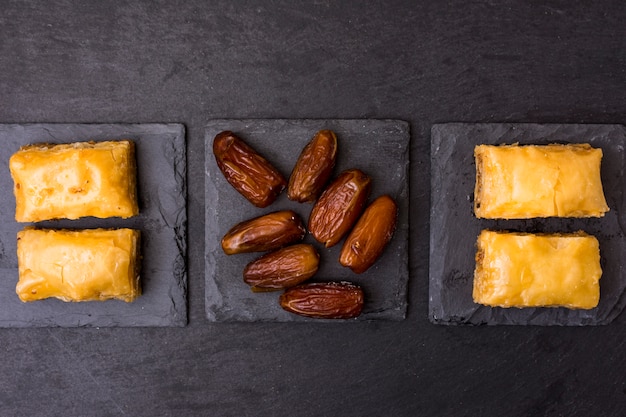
243;244;320;292
213;131;287;208
287;129;338;203
279;282;364;319
308;169;371;247
221;210;306;255
339;195;398;274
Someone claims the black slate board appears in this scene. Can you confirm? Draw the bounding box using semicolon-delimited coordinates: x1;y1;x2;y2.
205;119;409;321
0;124;187;327
429;123;626;326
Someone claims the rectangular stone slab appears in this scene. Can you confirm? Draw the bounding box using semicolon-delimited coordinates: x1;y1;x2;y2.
429;123;626;325
0;123;187;327
205;119;409;321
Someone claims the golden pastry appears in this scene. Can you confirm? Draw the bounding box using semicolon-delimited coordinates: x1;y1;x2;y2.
473;230;601;309
10;140;139;222
16;228;141;302
474;143;609;219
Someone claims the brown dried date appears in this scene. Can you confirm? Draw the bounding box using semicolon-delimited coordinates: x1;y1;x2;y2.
213;131;286;208
308;169;371;247
243;244;319;292
339;195;398;274
221;210;306;255
279;282;364;319
287;129;338;203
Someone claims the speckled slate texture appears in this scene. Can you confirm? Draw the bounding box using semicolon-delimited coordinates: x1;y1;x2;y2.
205;119;409;321
0;123;187;327
429;123;626;325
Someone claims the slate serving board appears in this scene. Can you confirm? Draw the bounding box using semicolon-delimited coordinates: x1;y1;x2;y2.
429;123;626;325
205;119;409;321
0;123;187;327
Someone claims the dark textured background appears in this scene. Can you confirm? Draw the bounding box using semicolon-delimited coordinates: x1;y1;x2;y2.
1;1;625;416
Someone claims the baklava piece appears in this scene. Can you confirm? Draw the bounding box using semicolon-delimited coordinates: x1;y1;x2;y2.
16;228;141;302
10;140;139;222
473;230;601;309
474;144;609;219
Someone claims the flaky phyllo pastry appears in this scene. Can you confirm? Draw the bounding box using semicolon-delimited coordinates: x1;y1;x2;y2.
473;230;601;309
9;140;139;222
16;228;141;302
474;143;609;219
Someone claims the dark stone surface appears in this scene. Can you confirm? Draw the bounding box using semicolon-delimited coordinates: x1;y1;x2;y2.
430;123;626;325
0;123;187;327
205;119;409;321
1;1;626;416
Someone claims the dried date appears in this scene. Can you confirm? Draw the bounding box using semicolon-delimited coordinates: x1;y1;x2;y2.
287;129;338;203
213;131;286;208
279;282;364;319
243;244;319;292
308;169;371;247
221;210;306;255
339;195;397;273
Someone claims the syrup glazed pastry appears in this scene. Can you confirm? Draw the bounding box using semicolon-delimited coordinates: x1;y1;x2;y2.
473;230;602;309
474;143;609;219
10;140;139;222
16;228;141;302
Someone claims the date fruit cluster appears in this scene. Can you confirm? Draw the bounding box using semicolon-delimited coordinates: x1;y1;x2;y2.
213;129;397;319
